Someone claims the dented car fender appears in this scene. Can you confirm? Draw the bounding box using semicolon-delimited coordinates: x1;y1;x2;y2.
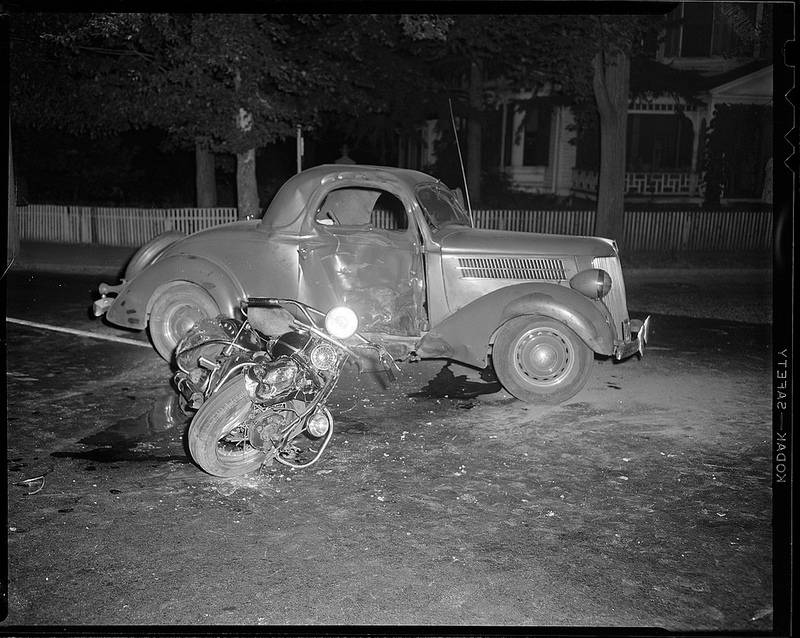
415;282;616;368
106;254;247;330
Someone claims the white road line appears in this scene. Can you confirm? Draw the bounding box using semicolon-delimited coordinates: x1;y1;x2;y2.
6;317;152;348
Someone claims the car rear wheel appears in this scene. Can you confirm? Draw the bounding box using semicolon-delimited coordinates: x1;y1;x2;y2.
491;315;593;404
148;282;219;362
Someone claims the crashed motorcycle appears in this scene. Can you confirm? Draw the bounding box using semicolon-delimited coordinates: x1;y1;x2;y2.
174;298;399;477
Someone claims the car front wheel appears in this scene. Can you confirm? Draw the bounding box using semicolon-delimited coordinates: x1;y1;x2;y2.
148;281;219;361
491;315;593;404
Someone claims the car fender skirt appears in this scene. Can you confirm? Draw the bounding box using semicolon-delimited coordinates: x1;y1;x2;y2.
416;283;616;368
106;254;246;329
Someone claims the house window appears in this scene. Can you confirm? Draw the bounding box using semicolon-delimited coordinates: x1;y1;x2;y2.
626;113;693;172
522;104;552;166
663;2;760;57
574;115;599;171
503;102;553;167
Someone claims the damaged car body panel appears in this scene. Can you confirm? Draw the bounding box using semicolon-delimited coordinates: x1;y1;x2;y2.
95;164;649;403
297;179;426;337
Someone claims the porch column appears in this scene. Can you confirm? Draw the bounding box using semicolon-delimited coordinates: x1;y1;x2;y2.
554;108;577;196
547;108;559;192
499;101;508;170
687;110;705;196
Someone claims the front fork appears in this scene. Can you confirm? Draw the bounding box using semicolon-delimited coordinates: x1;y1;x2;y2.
249;362;343;469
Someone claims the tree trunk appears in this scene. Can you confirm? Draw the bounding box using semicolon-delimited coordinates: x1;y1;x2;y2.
466;59;483;207
195;142;217;208
592;49;630;242
236;148;259;219
233;68;259;220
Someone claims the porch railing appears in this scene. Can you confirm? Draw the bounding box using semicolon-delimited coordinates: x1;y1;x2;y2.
16;204;772;253
572;169;699;197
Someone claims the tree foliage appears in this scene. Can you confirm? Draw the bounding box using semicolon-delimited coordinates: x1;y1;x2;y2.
11;13;452;149
10;12;452;212
11;10;669;225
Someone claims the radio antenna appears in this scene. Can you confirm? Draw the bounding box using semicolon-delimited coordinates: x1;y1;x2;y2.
448;98;474;226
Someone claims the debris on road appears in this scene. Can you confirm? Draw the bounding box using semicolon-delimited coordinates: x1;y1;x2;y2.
15;475;46;495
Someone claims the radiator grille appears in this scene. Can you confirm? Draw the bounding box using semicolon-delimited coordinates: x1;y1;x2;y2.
458;257;566;281
593;256;630;338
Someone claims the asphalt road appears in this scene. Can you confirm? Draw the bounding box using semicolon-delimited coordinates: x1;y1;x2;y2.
3;269;779;630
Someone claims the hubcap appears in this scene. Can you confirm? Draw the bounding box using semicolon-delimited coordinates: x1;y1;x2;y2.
513;327;574;386
168;303;207;342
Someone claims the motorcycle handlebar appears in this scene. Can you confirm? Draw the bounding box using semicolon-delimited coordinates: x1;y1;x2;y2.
244;297;400;378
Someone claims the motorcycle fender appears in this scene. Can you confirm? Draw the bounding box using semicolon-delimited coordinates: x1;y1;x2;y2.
106;254;246;330
415;283;616;368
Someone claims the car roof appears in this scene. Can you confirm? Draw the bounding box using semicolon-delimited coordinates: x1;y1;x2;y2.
258;164;440;231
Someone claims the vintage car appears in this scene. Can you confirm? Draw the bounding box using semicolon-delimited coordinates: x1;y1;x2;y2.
94;164;649;404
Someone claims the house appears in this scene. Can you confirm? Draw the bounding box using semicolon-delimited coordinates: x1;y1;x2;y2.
400;2;775;205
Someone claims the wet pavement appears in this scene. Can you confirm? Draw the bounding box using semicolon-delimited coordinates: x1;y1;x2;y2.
3;268;784;630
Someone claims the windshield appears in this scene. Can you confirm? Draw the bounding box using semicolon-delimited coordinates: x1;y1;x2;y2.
416;183;472;230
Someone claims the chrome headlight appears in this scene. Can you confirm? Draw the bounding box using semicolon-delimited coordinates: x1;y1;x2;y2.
324;306;359;340
306;408;332;438
310;343;338;371
570;268;612;299
244;359;299;402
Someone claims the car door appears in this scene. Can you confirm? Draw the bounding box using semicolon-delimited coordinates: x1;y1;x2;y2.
298;185;425;337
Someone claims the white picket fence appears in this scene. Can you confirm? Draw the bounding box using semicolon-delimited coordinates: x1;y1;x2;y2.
17;205;238;246
16;204;772;252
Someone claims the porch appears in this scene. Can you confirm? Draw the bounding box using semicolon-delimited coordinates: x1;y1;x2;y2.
571;169;701;203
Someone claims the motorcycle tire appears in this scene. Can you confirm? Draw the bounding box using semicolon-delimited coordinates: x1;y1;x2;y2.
188;376;266;477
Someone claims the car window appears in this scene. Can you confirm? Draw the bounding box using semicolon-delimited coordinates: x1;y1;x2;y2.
371;192;408;231
315;187;408;232
416;183;472;230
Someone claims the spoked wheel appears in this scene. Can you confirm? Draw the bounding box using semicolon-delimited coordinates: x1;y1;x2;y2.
491;315;594;404
148;282;219;362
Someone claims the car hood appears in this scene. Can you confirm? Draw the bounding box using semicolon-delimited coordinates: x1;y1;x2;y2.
435;226;617;258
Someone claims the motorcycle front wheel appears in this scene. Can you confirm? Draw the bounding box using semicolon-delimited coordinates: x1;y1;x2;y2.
188;377;268;477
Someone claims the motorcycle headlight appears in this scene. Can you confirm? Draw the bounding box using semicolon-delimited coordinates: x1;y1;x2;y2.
324;306;359;340
570;268;612;300
245;359;299;402
310;343;338;371
306;408;332;438
264;360;298;385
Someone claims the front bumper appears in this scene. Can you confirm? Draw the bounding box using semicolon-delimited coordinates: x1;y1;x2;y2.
614;315;651;361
